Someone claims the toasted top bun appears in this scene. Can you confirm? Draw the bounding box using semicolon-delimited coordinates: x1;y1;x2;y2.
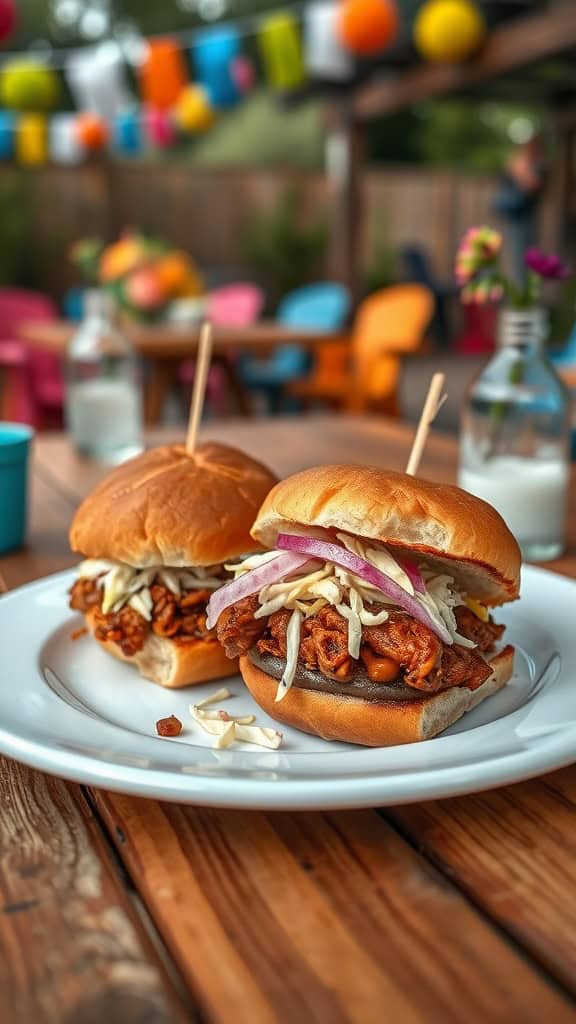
70;442;277;568
251;464;521;605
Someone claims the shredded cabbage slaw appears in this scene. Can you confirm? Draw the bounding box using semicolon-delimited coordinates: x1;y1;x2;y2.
217;532;478;703
77;559;225;620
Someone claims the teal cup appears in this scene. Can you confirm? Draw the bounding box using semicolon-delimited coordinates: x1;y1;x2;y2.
0;423;34;555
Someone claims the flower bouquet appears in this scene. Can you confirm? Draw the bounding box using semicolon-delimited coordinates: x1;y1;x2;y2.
455;226;570;309
455;226;572;455
70;231;205;322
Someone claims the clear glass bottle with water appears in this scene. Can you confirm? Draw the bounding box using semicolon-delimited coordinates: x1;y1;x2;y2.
65;290;143;463
458;308;571;562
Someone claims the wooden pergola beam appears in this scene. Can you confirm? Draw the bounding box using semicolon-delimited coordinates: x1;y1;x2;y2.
353;1;576;121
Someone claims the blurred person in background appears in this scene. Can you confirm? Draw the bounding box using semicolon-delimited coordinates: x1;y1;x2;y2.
494;133;547;284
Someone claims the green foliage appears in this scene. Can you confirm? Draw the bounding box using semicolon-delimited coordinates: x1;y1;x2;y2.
191;91;324;170
363;237;398;296
241;186;327;308
368;100;541;172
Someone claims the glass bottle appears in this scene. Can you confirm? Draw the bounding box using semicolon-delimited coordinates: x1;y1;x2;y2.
458;307;571;562
65;290;143;464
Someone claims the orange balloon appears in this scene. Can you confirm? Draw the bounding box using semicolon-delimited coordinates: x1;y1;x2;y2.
338;0;399;56
75;113;108;151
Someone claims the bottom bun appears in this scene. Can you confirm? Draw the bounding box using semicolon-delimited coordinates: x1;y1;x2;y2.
239;645;515;745
85;609;237;688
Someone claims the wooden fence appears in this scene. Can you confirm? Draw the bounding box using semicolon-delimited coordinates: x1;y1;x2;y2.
0;161;558;298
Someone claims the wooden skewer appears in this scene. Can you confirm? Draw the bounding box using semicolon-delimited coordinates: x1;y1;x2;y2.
185;321;214;456
405;372;447;477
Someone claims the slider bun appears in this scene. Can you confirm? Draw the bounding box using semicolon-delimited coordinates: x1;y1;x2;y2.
70;442;277;568
85;608;237;688
240;645;515;746
251;465;521;605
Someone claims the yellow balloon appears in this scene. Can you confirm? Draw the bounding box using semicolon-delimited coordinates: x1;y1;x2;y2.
414;0;485;63
174;85;216;134
0;60;60;112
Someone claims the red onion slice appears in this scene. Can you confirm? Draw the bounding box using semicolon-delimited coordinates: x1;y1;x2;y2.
276;533;452;644
206;551;311;630
398;557;425;594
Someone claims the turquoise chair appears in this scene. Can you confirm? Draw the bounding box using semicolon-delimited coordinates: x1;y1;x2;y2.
239;282;350;413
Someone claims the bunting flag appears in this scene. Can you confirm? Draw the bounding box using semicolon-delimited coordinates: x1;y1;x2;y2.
193;26;241;108
139;39;188;111
67;43;131;124
0;4;385;165
231;55;255;95
16;114;47;165
0;110;14;158
49;113;84;164
143;107;176;148
305;1;353;80
258;13;306;92
114;110;141;155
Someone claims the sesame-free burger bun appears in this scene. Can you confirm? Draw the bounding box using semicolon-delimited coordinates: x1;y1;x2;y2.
85;608;237;687
70;442;277;568
240;646;515;745
251;465;521;605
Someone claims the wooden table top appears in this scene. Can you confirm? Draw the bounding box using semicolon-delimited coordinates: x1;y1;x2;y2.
20;319;343;359
2;415;576;1024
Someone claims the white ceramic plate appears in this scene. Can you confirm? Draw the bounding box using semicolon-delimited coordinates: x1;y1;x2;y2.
0;566;574;809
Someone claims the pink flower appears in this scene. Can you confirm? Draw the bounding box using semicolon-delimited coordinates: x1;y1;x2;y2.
525;247;571;280
455;226;502;286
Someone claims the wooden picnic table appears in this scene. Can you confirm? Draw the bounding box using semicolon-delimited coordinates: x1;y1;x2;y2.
1;414;576;1024
19;320;344;425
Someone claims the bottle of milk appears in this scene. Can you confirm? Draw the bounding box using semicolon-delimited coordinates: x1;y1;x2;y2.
65;290;143;464
459;308;571;562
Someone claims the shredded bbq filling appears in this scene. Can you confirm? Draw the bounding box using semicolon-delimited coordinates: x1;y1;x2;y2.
69;577;215;658
217;596;504;694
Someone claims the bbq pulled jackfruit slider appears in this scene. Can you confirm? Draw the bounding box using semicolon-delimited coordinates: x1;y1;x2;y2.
207;464;521;745
68;442;277;688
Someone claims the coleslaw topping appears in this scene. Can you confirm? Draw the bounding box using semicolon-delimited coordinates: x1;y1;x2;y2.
214;533;479;702
77;558;226;619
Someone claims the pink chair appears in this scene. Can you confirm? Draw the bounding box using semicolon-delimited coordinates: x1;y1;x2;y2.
207;283;264;327
0;289;61;428
179;284;264;415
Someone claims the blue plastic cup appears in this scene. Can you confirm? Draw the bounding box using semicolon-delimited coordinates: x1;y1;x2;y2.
0;423;34;555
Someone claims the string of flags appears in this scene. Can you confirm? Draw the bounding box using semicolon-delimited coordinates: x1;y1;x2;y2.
0;0;486;165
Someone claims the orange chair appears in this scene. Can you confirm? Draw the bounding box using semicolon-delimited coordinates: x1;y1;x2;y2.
291;284;434;416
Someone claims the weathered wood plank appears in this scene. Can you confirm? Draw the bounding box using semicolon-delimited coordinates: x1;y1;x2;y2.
390;768;576;996
0;761;191;1024
93;793;576;1024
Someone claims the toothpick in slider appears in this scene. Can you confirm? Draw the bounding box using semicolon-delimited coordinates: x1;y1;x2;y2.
186;321;214;456
405;372;447;477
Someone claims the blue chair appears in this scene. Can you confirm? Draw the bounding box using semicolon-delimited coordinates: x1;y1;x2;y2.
239;282;350;413
400;245;455;348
